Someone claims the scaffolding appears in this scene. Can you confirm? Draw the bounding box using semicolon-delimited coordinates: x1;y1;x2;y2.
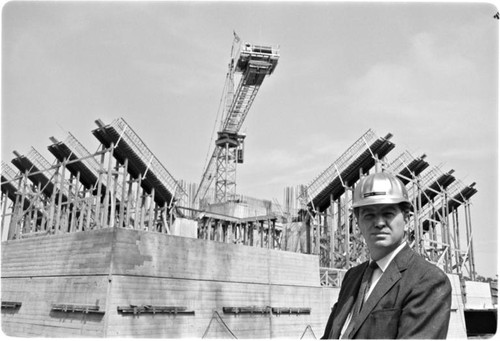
300;142;478;279
1;161;46;240
92;118;184;207
306;129;395;213
11;148;68;202
0;123;478;279
386;151;429;184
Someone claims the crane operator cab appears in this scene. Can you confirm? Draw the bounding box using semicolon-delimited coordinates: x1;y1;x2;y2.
235;43;280;86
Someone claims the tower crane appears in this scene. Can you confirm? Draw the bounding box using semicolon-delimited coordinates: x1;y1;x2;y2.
193;34;279;207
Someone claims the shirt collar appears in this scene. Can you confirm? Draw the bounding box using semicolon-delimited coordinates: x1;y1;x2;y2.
372;242;406;272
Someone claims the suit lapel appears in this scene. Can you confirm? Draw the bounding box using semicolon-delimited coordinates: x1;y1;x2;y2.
330;264;367;338
348;245;413;338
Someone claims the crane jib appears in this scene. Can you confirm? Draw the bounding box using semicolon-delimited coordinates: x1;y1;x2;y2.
193;40;280;206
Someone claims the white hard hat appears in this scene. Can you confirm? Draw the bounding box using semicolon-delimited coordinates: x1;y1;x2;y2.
352;172;412;210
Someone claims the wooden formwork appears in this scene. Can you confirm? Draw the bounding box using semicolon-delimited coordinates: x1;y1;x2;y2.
297;147;478;280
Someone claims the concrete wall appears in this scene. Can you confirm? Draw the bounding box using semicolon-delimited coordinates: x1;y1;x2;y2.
1;228;469;338
1;228;337;338
106;228;329;337
447;274;468;339
1;229;113;337
170;217;198;238
464;280;495;310
207;202;269;219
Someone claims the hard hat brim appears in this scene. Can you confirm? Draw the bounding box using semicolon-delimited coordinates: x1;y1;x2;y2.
352;197;413;210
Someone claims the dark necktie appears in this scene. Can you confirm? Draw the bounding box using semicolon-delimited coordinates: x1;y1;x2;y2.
358;261;379;312
342;261;379;339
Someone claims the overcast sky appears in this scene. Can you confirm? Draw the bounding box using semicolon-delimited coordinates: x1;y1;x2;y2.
1;1;498;278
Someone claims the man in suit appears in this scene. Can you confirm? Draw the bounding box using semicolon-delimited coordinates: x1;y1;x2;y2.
322;172;452;339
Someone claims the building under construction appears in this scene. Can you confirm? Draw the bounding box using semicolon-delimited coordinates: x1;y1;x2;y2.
1;37;496;338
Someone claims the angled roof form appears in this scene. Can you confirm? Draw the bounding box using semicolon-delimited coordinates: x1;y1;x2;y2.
421;180;477;231
11;148;69;203
387;151;429;185
409;167;456;210
306;130;395;212
1;161;33;211
92;117;184;206
48;132;115;200
1;161;20;201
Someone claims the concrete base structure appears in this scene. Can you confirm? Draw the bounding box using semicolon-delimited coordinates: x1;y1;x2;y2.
1;228;467;338
2;228;337;338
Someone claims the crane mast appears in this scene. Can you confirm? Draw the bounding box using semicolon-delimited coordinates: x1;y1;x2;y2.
194;38;279;207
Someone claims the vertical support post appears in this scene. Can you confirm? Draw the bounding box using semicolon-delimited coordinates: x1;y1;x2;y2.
198;218;204;239
417;179;423;252
148;188;155;231
40;196;47;232
272;219;276;249
344;189;350;267
315;213;321;255
85;192;92;231
134;176;142;230
329;195;335;268
202;218;207;240
153;202;159;232
70;172;81;233
442;193;450;272
267;219;271;249
33;184;41;232
19;172;28;235
260;220;264;248
243;222;247;245
249;222;253;246
140;192;146;230
453;209;461;275
8;189;20;240
77;193;85;232
102;144;114;228
412;179;420;253
109;158;119;229
251;222;255;246
47;166;59;232
125;175;134;228
429;201;436;262
118;158;128;228
247;222;252;246
322;210;328;262
446;196;453;273
465;202;476;280
1;192;9;241
95;150;105;227
54;163;66;233
213;219;218;241
65;173;74;232
160;206;167;233
336;198;342;266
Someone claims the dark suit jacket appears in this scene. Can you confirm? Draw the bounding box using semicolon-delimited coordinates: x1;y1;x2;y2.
321;244;452;339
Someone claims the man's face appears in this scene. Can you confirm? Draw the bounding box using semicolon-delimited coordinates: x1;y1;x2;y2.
357;203;408;260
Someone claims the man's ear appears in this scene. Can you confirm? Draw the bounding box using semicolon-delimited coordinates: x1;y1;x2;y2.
404;212;411;224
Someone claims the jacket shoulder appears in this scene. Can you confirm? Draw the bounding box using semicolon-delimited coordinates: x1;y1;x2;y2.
405;250;451;284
